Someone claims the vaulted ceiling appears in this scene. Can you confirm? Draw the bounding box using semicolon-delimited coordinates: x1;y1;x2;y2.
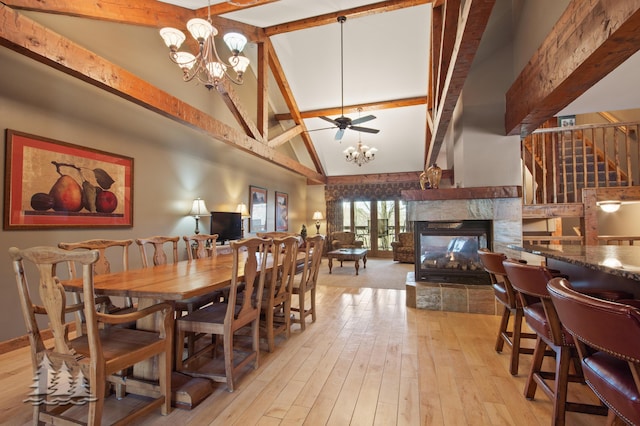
1;0;639;185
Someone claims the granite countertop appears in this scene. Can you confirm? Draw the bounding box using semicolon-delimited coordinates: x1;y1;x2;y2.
508;244;640;282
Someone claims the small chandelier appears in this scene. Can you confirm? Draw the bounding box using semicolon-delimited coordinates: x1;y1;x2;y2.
343;138;378;167
159;2;250;89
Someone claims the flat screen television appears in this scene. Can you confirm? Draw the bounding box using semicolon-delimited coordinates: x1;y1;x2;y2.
210;211;242;244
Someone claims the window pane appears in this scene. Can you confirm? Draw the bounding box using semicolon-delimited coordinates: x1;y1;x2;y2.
342;201;351;231
354;201;370;248
377;201;394;251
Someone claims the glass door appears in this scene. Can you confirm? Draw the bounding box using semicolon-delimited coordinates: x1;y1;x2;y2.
339;199;407;257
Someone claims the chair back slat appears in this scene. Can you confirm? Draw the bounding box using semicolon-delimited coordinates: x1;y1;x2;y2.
228;238;270;326
269;236;299;301
183;234;219;260
9;247;98;365
136;236;179;267
59;239;133;275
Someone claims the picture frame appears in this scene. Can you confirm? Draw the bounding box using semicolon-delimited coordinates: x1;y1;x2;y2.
4;129;133;229
249;185;267;233
275;191;288;232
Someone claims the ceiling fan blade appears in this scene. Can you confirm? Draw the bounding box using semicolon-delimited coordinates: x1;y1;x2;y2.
306;126;337;133
319;116;339;126
350;114;376;125
350;126;380;134
335;128;345;140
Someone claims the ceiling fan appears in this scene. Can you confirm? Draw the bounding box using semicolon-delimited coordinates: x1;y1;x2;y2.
318;16;379;141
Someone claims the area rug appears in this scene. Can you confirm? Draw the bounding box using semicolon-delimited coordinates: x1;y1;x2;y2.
317;257;412;290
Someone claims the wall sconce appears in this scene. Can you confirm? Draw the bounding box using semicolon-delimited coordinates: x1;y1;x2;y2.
189;198;209;234
312;211;323;234
597;200;621;213
236;203;250;238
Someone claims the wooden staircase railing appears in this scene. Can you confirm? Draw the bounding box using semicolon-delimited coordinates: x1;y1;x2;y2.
522;121;639;205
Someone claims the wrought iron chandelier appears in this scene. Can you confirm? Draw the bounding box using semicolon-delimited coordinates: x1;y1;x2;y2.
343;138;378;167
159;2;250;89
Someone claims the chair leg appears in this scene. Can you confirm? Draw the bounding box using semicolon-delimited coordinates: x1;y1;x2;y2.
252;318;260;369
266;307;275;353
224;331;235;392
495;305;510;353
283;300;291;339
175;327;185;371
310;287;317;323
298;291;306;331
88;370;105;425
552;346;572;426
525;336;546;399
510;307;524;376
159;350;171;416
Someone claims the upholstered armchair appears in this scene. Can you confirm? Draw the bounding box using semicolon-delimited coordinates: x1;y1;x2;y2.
331;231;364;251
391;232;415;263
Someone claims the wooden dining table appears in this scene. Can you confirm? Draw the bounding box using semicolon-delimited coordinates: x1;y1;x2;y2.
62;251;274;409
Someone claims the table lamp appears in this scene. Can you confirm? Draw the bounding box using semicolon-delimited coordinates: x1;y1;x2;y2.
189;198;208;234
236;203;251;237
312;211;323;234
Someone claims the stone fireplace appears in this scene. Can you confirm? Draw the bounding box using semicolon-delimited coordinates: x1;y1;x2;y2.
402;186;522;314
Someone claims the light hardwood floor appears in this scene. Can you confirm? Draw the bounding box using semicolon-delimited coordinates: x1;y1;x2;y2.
0;279;608;425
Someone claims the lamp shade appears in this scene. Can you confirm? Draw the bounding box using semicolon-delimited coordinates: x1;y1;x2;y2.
312;211;323;221
189;198;208;217
236;203;250;218
597;200;621;213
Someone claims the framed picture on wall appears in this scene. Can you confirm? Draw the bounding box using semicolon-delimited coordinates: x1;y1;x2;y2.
275;191;288;232
3;129;133;229
249;185;267;232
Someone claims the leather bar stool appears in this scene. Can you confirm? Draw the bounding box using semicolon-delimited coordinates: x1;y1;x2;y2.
548;277;640;426
502;259;608;426
478;248;536;375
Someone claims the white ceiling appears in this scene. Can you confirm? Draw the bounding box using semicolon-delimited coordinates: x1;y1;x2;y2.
159;0;432;176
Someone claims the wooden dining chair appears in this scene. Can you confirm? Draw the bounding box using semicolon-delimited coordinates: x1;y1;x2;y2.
502;259;608;425
291;234;324;331
135;235;179;268
477;248;536;375
175;237;270;392
9;246;173;425
58;238;135;336
183;233;219;261
548;277;640;426
259;236;299;352
179;233;223;355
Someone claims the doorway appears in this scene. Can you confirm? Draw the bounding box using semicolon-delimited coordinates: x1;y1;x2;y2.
341;200;407;257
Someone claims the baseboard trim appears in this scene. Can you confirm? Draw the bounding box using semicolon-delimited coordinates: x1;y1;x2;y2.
0;322;77;355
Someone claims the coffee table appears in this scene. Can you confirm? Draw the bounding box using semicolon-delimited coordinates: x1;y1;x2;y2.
327;248;368;275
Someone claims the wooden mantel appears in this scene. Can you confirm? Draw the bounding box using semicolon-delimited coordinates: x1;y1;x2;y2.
402;186;522;201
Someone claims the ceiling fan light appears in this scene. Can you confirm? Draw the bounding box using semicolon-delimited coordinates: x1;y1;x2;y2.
187;18;217;42
223;32;248;54
159;27;186;50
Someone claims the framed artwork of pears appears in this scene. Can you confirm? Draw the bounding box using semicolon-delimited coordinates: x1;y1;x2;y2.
3;129;133;229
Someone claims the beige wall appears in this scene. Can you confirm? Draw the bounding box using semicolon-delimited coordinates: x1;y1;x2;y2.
0;94;310;342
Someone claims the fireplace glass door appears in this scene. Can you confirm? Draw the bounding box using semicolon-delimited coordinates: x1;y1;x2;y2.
415;220;491;284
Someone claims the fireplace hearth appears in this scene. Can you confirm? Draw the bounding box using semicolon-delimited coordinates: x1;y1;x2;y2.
414;220;491;285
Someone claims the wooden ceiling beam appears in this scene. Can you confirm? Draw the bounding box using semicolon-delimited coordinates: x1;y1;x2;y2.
273;96;428;121
4;0;264;41
264;0;433;36
505;0;640;137
266;39;325;175
427;0;495;165
268;125;303;148
0;4;324;183
208;0;280;16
